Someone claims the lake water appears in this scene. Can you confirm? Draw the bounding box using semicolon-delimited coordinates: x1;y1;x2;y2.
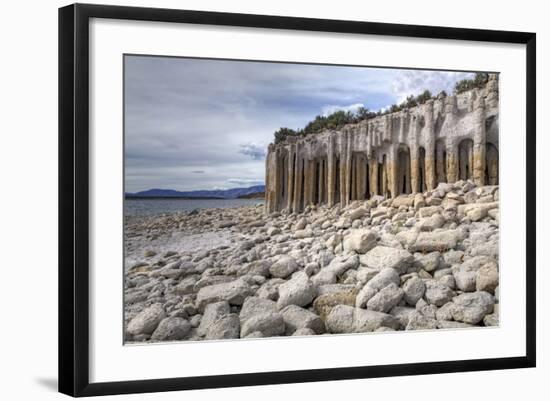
125;198;265;216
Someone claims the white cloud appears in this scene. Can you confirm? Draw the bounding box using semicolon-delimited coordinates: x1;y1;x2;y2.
321;103;364;116
391;70;475;103
238;143;267;160
227;178;264;186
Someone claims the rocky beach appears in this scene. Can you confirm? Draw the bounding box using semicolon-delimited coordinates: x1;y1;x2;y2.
124;180;499;343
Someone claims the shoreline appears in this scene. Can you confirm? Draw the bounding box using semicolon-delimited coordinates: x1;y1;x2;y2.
124;180;499;343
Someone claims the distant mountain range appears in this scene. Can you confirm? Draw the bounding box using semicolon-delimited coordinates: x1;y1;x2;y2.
125;185;265;199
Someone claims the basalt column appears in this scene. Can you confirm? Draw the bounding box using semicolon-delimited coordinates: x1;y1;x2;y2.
472;94;487;186
458;138;474;181
292;147;304;213
410;147;420;193
445;96;459;183
397;146;412;195
279;153;288;208
435;139;447;184
486;143;499;185
303;159;313;208
352;153;368;200
370;154;379;196
327;139;336;207
286;145;296;211
409;116;420;193
316;159;323;204
380;155;389;198
350;154;357;200
265;145;277;213
424;100;437;190
388;146;399;199
344;131;352;204
418;147;427;193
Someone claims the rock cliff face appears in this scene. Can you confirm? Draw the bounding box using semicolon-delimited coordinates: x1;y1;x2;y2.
266;75;499;213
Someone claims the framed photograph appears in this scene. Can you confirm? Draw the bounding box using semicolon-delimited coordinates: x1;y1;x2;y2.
58;3;536;397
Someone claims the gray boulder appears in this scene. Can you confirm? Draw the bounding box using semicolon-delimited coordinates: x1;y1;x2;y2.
451;291;495;324
359;246;414;274
256;278;285;301
127;303;165;335
240;311;285;337
277;272;317;309
198;301;230;336
174;275;200;295
403;276;426;306
476;262;499;293
343;229;377;254
366;283;404;313
424;280;455;307
390;306;416;329
239;297;278;324
356;268;400;308
205;313;240;340
281;305;325;335
196;279;253;312
312;255;359;286
325;305;400;333
151;317;191;341
405;311;438;330
292;328;316;336
414;251;441;272
269;255;299;279
452;256;494;292
411;230;459;252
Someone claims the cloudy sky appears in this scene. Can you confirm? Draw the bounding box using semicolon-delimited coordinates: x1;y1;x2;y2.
124;56;473;192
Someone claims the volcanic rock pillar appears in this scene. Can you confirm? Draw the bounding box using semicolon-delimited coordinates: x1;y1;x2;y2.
327;139;335;207
286;145;295;211
473;94;487;186
424;100;437;190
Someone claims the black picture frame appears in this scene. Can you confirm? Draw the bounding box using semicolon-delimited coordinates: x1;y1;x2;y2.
58;3;536;397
